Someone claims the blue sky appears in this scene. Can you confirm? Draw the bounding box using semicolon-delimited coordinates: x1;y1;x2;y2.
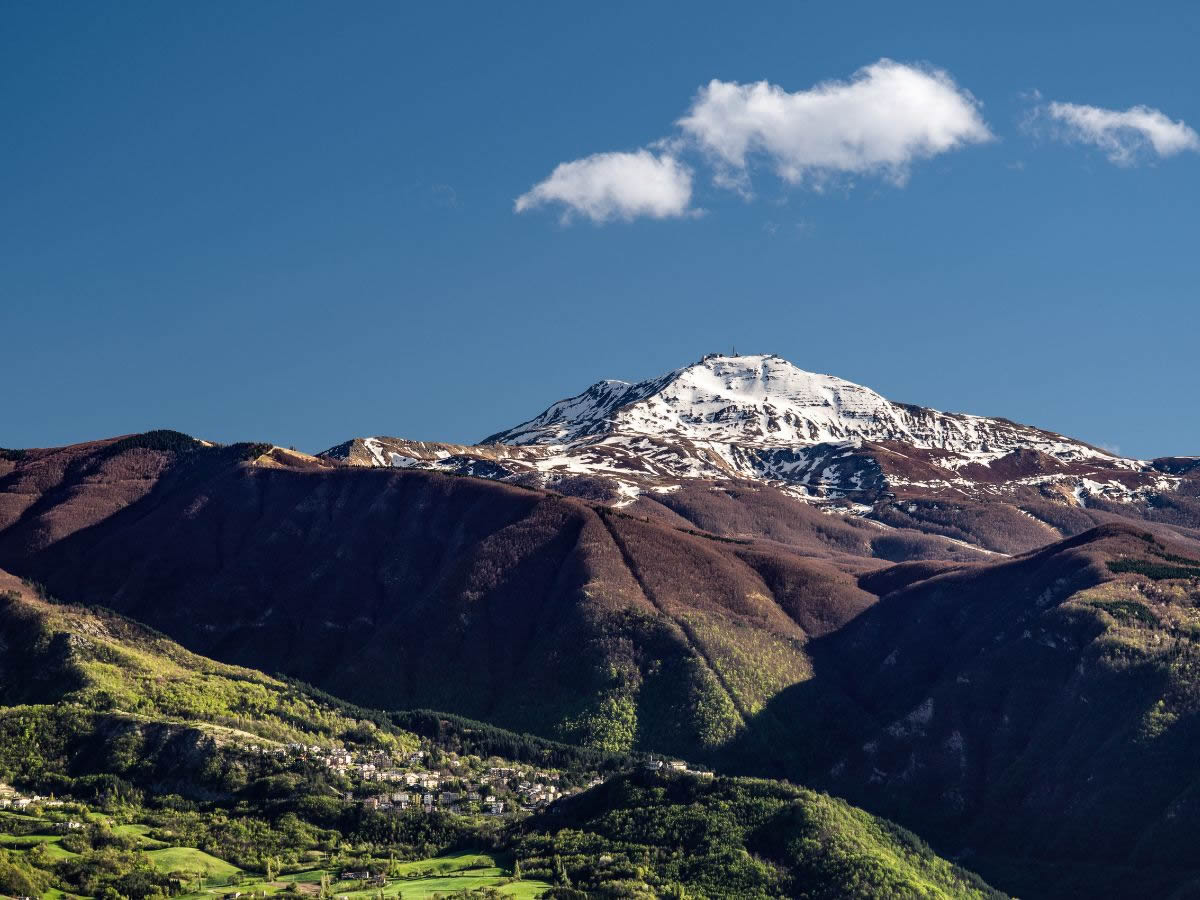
2;1;1197;458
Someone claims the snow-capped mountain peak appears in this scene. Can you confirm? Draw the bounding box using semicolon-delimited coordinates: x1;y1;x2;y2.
324;353;1177;518
484;353;1116;462
486;354;890;446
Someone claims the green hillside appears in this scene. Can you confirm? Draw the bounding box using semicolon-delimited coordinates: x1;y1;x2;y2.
0;579;418;752
516;770;1003;899
725;524;1200;897
0;576;1002;899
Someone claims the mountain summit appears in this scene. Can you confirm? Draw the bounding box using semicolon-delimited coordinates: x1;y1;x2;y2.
322;353;1196;553
485;353;1116;462
486;353;916;447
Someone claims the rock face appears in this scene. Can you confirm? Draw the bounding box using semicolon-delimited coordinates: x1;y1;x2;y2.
322;353;1200;554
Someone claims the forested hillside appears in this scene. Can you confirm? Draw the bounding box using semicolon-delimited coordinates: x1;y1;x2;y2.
0;571;998;899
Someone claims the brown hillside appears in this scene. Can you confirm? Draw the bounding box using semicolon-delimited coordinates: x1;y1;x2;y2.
0;435;874;758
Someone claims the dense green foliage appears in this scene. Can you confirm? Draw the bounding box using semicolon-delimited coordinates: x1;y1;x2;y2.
1108;557;1200;580
387;708;638;774
0;845;53;895
1086;597;1160;624
514;771;1002;899
0;589;416;752
0;770;1002;900
1107;538;1200;580
97;431;270;466
103;430;205;457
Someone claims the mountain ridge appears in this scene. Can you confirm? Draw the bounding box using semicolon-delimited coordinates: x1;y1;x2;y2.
320;354;1199;555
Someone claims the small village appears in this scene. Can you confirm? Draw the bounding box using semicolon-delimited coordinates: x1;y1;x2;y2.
0;754;717;900
272;743;712;818
1;745;714;825
0;782;68;813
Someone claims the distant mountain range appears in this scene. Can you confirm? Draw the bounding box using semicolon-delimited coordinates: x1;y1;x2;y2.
2;356;1200;897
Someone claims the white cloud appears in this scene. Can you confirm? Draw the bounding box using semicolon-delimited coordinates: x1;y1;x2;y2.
677;59;992;188
1041;101;1200;165
514;150;693;223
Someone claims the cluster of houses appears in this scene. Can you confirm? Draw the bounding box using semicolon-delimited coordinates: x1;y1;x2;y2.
348;756;602;816
360;787;506;816
643;758;713;778
349;757;711;817
270;744;618;816
0;783;66;811
242;743;712;820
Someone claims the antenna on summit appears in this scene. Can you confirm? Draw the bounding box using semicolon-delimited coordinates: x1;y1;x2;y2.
731;345;737;357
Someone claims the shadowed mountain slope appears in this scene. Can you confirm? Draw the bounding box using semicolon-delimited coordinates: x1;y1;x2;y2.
724;523;1200;897
0;567;427;807
0;435;879;759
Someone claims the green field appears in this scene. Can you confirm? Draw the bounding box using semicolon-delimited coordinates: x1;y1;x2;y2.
386;850;499;876
336;872;552;898
110;823;151;837
39;841;79;861
329;851;551;899
110;822;168;849
145;846;242;879
0;810;50;828
0;832;63;846
173;851;551;900
0;829;77;859
0;830;549;900
1;830;551;900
